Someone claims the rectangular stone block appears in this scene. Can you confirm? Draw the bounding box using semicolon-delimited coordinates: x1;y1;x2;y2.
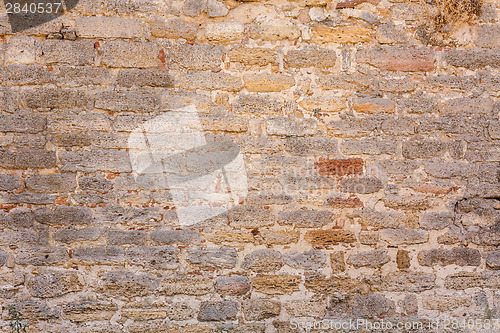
0;114;46;133
0;65;54;86
59;150;132;172
0;149;56;169
285;46;336;68
267;117;317;136
106;229;146;245
150;17;197;40
445;48;500;69
55;66;113;87
177;71;243;91
26;174;76;193
73;246;125;264
0;174;24;191
357;47;435;71
311;25;372;44
244;73;295;92
55;228;103;243
95;88;160;112
252;275;300;294
228;47;277;66
314;157;363;176
101;41;161;68
36;40;95;66
116;68;174;88
22;88;91;109
165;44;225;70
75;16;145;38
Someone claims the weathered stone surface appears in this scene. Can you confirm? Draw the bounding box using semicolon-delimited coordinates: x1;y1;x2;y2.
357;47;435;71
305;229;356;245
340;177;384;194
244;73;295;92
101;41;161;68
311;25;372;44
186;247;238;269
15;246;68;266
260;229;300;245
397;249;411;269
420;212;454;230
284;300;327;318
228;206;276;228
445;48;500;69
215;276;250;296
198;300;239;321
278;209;333;228
150;228;201;245
150;17;197;40
330;251;346;273
125;246;178;269
76;17;144;38
26;174;76;193
349;208;402;228
418;248;481;266
160;275;213;296
283;249;327;270
165;44;225;70
0;149;57;169
285;47;336;68
346;249;389;268
242;249;283;272
329;293;395;319
55;228;102;243
116;69;174;87
206;21;245;42
380;228;428;245
267;117;318;136
381;271;436;292
252;275;300;294
34;206;92;226
73;246;124;264
0;175;23;191
486;251;500;269
444;271;500;289
243;299;281;321
63;300;118;322
27;270;83;298
96;271;159;296
178;71;243;91
315;157;363;176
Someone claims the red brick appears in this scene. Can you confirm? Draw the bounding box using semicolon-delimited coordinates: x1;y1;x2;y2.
357;47;435;72
314;157;363;176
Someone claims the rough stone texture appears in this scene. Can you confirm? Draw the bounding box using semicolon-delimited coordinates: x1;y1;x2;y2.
0;1;498;330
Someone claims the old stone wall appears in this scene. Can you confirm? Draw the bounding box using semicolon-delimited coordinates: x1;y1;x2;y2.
0;0;499;331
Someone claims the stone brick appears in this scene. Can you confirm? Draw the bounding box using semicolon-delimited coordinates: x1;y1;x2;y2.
34;206;92;226
418;248;481;266
353;97;396;114
340;177;384;194
95;88;160;112
382;195;430;211
330;251;346;273
242;249;283;273
0;65;52;86
347;249;389;268
7;299;60;321
198;300;239;321
116;68;174;88
150;228;201;245
27;269;83;298
267;117;317;136
284;300;327;318
486;251;500;269
207;0;228;17
358;230;379;245
0;149;56;169
228;47;277;66
357;47;435;71
206;21;245;42
75;17;144;38
96;271;159;297
0;249;7;267
381;117;416;136
252;275;300;294
426;74;479;90
397;249;411;269
101;41;161;68
26;174;76;193
285;47;336;68
63;299;118;322
0;175;23;191
0;114;47;134
215;276;250;296
299;96;347;113
7;209;34;228
381;272;435;292
260;229;300;245
283;249;327;270
402;139;447;159
420;212;453;230
311;25;372;44
73;246;125;264
444;271;500;289
186;247;238;269
317;73;371;90
55;228;103;243
305;274;358;294
380;228;428;245
314;157;363;177
326;196;363;208
150;17;197;40
305;229;356;246
37;40;95;66
106;229;146;245
165;44;225;70
184;0;206;17
285;137;338;156
160;275;213;296
278;209;333;228
23;88;90;109
228;206;276;228
15;246;68;266
244;73;295;92
442;97;494;114
233;94;283;114
59;150;132;173
445;48;500;69
125;246;179;269
340;139;397;155
329;293;395;319
243;299;280;321
249;17;300;41
178;71;243;91
5;36;37;65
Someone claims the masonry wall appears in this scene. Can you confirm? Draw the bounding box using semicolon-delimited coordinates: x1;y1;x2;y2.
0;0;499;331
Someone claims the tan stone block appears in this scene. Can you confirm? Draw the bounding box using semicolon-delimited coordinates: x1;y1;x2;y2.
244;73;295;92
311;25;372;44
252;275;300;294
